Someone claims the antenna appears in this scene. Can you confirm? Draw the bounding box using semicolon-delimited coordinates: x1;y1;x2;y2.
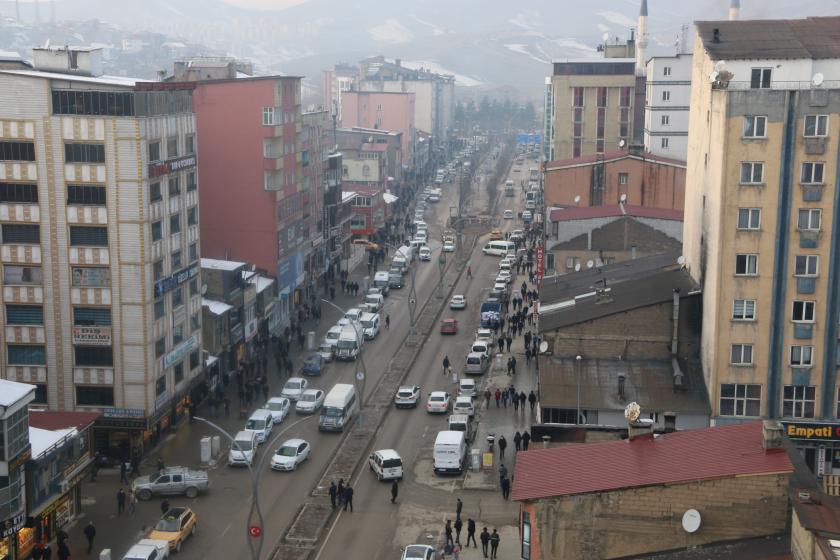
812;73;825;87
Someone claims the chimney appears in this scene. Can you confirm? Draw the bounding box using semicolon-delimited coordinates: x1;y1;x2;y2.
762;420;784;450
617;373;626;400
728;0;740;20
628;418;654;441
635;0;648;77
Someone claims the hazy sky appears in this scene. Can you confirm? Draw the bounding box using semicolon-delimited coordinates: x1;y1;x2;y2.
221;0;310;9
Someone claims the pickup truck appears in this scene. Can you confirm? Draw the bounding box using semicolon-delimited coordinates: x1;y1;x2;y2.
122;539;170;560
132;467;209;501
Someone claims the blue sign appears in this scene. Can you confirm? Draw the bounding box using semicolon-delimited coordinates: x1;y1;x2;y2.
154;264;199;298
277;251;304;292
516;134;541;145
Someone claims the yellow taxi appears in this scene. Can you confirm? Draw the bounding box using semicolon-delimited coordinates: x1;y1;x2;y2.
489;229;504;241
148;506;197;552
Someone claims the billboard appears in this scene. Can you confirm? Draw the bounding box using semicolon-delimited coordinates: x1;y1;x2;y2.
516;134;541;145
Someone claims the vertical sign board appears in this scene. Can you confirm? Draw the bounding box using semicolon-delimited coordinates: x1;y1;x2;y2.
818;446;827;477
536;246;544;288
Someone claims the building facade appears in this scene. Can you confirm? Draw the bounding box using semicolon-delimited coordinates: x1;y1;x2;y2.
340;91;416;171
644;54;693;160
0;380;34;560
0;47;203;455
682;16;840;471
322;63;357;122
542;76;555;162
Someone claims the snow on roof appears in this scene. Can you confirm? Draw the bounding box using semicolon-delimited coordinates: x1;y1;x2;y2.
0;379;35;407
252;275;274;294
30;427;78;460
342;191;357;203
383;193;398;204
0;50;23;61
0;69;146;87
201;258;246;271
202;298;233;315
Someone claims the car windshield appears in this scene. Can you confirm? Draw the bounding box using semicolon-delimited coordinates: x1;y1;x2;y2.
361;320;373;328
245;419;265;430
322;406;343;417
155;518;181;532
277;446;297;457
404;546;429;559
233;440;253;452
431;396;444;402
305;356;319;366
301;393;317;402
285;381;301;390
267;401;286;411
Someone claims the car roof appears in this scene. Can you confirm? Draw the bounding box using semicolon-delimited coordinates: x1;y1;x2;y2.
459;378;475;385
360;312;376;320
280;438;307;447
430;391;448;397
374;448;401;460
301;389;322;396
249;408;272;419
267;397;288;404
467;351;484;359
286;377;305;383
455;395;473;402
163;507;188;518
452;294;465;299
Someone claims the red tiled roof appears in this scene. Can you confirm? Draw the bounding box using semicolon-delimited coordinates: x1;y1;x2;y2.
28;410;100;431
545;149;686;170
549;204;683;222
512;423;793;502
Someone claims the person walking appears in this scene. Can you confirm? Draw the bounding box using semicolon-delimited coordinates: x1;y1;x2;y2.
57;541;70;560
445;520;454;546
454;516;463;544
513;391;520;411
343;485;354;512
514;431;522;451
484;388;491;409
385;314;390;329
510;356;517;376
506;335;512;353
337;479;345;506
501;477;511;499
467;518;477;548
127;488;137;515
480;528;490;558
117;487;126;515
529;390;537;411
328;481;337;509
525;346;531;364
497;336;504;353
494;388;501;407
522;430;531;451
490;529;501;559
498;435;507;459
499;463;508;485
83;521;96;553
160;499;170;516
456;497;463;518
443;355;451;376
391;480;399;504
519;391;527;409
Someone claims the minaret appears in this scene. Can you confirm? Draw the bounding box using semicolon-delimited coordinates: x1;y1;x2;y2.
729;0;740;20
635;0;648;77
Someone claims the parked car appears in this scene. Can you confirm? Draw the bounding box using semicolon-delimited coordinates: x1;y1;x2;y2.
503;209;514;219
497;269;512;284
453;395;476;417
281;377;308;401
262;397;291;424
419;246;432;261
121;539;170;560
394;385;421;408
426;391;451;414
324;327;342;348
132;467;209;501
489;229;503;241
295;389;325;414
442;241;455;252
368;449;404;481
360;312;381;340
458;378;477;398
148;507;197;553
270;439;311;471
450;295;467;309
440;318;458;335
301;354;324;376
244;409;274;444
318;341;334;362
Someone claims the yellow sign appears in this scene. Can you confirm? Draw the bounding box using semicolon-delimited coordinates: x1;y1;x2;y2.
482;452;494;469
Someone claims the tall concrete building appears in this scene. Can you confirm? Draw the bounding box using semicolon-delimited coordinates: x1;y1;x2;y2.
542;76;555;162
644;53;693;159
0;46;203;453
322;63;357;122
683;17;840;470
340;90;415;173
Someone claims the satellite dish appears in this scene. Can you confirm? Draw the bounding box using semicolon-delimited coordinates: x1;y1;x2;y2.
677;255;686;266
618;139;626;148
574;263;581;272
813;73;825;87
201;284;208;295
586;260;594;269
708;71;720;83
574;195;581;204
624;402;641;422
682;509;702;533
539;341;548;353
619;193;627;203
714;60;727;72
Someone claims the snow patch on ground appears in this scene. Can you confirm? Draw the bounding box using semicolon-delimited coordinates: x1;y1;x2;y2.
368;19;413;44
552;37;596;53
504;43;549;64
508;11;542;31
409;14;446;36
400;59;484;87
596;10;635;28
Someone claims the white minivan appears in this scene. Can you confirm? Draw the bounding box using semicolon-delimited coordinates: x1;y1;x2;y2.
364;293;384;313
244;409;274;444
483;240;515;256
319;383;359;432
433;431;467;475
368;449;404;481
228;430;258;467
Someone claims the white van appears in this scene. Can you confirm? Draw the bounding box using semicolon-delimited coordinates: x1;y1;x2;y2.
344;308;363;324
335;324;363;361
228;430;258;467
319;383;359;432
368;449;404;481
448;414;474;443
244;409;274;444
464;352;488;375
373;271;390;296
364;293;384;313
359;312;380;340
483;240;515;256
433;431;468;475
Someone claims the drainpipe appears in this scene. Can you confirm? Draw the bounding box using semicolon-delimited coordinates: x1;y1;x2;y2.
671;288;680;355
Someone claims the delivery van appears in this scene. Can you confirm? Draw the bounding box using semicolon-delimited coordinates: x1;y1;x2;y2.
433;430;467;475
373;271;390;295
228;430;258;467
483;240;515;256
448;414;474;443
319;383;359;432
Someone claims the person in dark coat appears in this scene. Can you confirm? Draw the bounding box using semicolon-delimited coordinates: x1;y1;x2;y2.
391;480;399;504
498;435;507;459
490;529;501;559
513;431;522;451
84;521;96;552
501;477;511;499
337;479;345;505
454;516;463;544
528;390;537;411
519;391;527;409
480;528;490;558
467;518;477;548
160;499;170;515
117;487;126;515
57;541;70;560
445;520;454;546
522;430;531;451
328;481;337;509
343;485;354;512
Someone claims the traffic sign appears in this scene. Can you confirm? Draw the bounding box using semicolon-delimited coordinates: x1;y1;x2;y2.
249;525;262;538
356;371;365;381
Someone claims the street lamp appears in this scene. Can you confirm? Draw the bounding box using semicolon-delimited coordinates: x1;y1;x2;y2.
437;252;446;298
193;414;313;560
321;298;367;427
575;355;582;425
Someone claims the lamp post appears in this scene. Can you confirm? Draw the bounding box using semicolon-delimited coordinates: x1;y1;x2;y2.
321;298;368;427
193;414;313;560
407;266;418;337
437;251;446;299
575;355;582;425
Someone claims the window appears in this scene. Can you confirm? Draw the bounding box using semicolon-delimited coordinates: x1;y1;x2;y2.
792;300;816;322
663;66;672;76
522;511;532;560
155;337;166;358
189;243;198;262
618;173;628;185
173;323;184;345
783;385;816;418
350;215;366;230
735;254;758;276
69;226;108;246
6;305;43;325
262;107;275;125
32;384;47;405
52;90;134;117
148;141;161;162
719;384;761;416
7;344;46;365
660;137;669;149
171;250;182;270
191;313;200;332
64;143;105;164
743;116;767;138
190;277;199;296
166;137;178;158
661;114;670;126
74;346;113;366
733;299;756;321
172;287;183;308
0;141;36;161
573;87;584;107
168;177;180;196
67;184;106;205
187;207;197;226
353;196;372;207
186;172;196;191
573;138;582;158
185;135;195;155
795;255;819;277
4;265;41;285
150;182;161;202
804;115;828;137
153;260;164;282
596;87;607;107
730;344;753;365
740;162;764;184
190;350;200;370
790;345;814;367
750;68;772;89
174;362;184;384
0;183;38;203
169;214;181;234
2;224;40;244
737;208;761;230
155;376;166;397
565;256;581;270
73;307;111;326
797;209;822;231
801;162;825;184
154;298;165;319
661;90;671;101
76;386;114;406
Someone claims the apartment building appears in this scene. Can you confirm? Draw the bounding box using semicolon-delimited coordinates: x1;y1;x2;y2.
322;63;357;121
542;76;555;162
0;46;203;455
340;90;416;171
683;16;840;472
644;53;692;160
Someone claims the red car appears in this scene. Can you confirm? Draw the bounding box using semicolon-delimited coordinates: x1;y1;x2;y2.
440;318;458;335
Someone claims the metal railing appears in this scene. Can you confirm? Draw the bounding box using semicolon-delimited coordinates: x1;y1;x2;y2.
713;80;840;91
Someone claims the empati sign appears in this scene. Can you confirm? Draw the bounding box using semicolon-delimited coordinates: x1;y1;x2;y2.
784;422;840;441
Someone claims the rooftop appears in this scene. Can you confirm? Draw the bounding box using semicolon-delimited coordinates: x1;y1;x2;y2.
512;422;793;501
0;379;35;407
697;16;840;60
0;68;145;87
545;149;686;170
200;258;247;272
28;410;100;432
202;298;233;316
30;427;78;460
549;204;683;222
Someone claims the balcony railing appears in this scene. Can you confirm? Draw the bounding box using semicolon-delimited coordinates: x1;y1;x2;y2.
713;80;840;91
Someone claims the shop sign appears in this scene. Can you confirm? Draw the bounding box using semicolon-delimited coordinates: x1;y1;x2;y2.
164;335;197;369
103;408;145;419
0;513;24;538
148;154;197;178
245;319;258;341
154;264;199;298
72;326;112;346
155;390;170;412
536;246;544;282
8;447;31;472
55;496;72;528
783;422;840;442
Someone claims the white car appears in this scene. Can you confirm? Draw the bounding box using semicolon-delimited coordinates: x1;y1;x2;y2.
419;246;432;261
262;397;291;425
426;391;451;414
324;327;342;347
442;241;455;252
318;341;334;362
270;439;311;471
493;280;507;293
510;229;525;241
499;258;513;269
415;231;428;243
458;378;477;398
503;209;514;219
360;312;380;340
402;544;436;560
497;270;512;283
394;385;421;408
450;295;467;310
280;377;308;402
475;328;494;341
454;395;475;417
295;389;325;414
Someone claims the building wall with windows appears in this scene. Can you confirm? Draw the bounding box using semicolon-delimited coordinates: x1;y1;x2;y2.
340;91;415;170
0;53;202;455
644;53;692;160
683;17;840;468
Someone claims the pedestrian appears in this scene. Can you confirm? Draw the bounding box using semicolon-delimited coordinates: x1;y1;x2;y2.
501;390;508;408
31;542;43;560
524;331;531;348
498;435;507;459
343;485;354;512
467;518;477;548
386;314;390;329
525;347;531;363
514;431;522;451
519;391;527;409
117;487;126;515
337;478;345;505
224;397;231;417
513;390;520;411
456;497;463;518
510;356;517;376
490;529;500;559
499;463;508;483
120;459;128;484
445;520;454;546
157;457;165;476
506;335;512;353
443;355;451;376
522;430;531;451
42;541;52;560
160;499;170;515
480;528;490;558
128;488;137;515
497;336;504;353
529;390;537;411
454;516;463;544
57;541;70;560
391;480;398;504
484;388;491;408
494;388;501;407
84;521;96;553
329;481;337;509
501;477;511;499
